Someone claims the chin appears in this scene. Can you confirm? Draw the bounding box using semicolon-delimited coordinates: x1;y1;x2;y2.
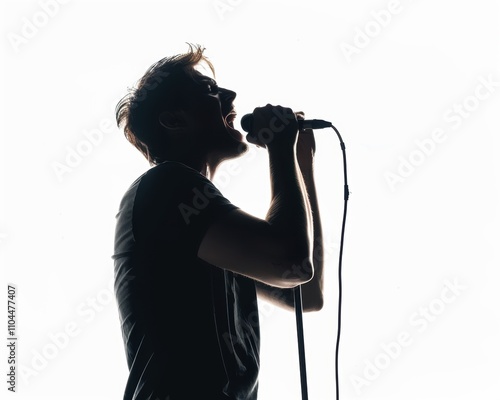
212;125;248;158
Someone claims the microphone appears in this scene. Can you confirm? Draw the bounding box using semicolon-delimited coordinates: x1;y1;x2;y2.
240;113;332;133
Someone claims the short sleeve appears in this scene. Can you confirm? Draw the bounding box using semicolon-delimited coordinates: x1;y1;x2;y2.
173;166;238;252
133;162;238;254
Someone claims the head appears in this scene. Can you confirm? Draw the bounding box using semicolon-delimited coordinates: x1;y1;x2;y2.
115;44;247;171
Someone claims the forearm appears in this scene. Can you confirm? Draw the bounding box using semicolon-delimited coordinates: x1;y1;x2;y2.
265;148;313;267
298;165;324;311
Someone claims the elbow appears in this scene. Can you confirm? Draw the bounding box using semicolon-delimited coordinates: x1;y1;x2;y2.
303;296;324;312
278;256;314;289
268;234;313;289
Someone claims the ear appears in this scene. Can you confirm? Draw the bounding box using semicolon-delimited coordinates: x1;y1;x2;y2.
159;111;187;130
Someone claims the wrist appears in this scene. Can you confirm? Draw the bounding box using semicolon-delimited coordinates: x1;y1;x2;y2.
268;144;296;162
299;162;316;185
298;156;314;172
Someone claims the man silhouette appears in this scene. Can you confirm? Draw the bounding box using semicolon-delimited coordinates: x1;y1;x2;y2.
113;44;324;400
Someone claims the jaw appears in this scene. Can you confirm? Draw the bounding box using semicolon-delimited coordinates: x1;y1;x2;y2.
205;119;248;177
205;142;247;180
183;100;249;175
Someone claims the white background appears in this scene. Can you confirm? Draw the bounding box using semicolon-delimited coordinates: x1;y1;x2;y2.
2;0;500;399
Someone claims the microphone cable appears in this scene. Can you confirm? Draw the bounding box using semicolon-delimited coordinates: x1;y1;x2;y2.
330;122;349;400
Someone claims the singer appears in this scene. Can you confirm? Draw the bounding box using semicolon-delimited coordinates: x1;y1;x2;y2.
112;44;325;400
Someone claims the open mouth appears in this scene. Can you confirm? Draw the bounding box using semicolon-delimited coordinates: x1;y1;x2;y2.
224;110;236;128
223;109;242;141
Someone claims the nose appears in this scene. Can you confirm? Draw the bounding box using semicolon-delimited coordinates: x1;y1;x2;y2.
219;87;237;102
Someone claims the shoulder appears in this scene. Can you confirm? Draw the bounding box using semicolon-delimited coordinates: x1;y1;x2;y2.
134;162;234;216
135;161;210;195
142;161;205;182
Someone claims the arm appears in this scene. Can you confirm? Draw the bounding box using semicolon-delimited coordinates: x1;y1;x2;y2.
256;113;324;312
296;157;324;311
197;105;314;289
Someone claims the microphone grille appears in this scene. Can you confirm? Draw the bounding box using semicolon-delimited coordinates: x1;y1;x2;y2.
240;114;253;133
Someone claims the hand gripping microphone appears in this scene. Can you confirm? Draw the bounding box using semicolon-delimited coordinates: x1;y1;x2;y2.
240;113;332;133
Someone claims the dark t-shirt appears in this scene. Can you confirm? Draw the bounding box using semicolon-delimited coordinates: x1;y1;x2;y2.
112;161;260;400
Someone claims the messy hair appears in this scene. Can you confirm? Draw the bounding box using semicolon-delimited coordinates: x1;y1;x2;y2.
115;44;215;165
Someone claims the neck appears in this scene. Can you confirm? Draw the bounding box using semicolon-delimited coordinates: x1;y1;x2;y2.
165;151;222;181
205;154;223;180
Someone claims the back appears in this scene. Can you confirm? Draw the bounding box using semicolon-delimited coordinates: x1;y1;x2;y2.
112;161;260;400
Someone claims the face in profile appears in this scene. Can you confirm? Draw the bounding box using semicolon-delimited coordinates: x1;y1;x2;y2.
180;71;248;161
